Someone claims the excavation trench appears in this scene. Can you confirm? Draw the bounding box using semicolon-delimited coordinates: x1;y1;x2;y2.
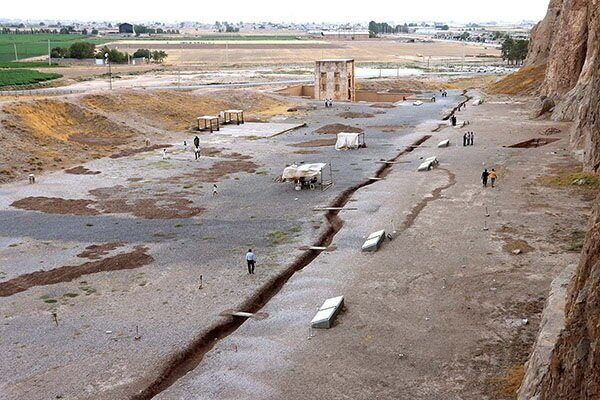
131;135;433;400
442;90;472;121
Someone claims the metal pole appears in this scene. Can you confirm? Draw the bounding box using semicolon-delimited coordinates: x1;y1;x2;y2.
13;43;18;61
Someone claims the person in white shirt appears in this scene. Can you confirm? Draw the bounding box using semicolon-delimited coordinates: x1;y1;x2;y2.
246;249;256;274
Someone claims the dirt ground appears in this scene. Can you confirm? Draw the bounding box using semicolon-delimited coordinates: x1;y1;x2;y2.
148;94;593;400
109;39;499;66
0;89;295;183
0;78;594;400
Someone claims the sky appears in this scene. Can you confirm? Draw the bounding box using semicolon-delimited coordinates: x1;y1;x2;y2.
3;0;550;24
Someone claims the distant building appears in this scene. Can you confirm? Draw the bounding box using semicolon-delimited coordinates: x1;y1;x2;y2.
315;59;355;101
119;23;134;34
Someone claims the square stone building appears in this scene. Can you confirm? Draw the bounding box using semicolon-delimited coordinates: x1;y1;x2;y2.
315;59;355;101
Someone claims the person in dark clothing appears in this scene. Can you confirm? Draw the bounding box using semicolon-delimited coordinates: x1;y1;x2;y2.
482;169;489;187
463;132;468;147
470;132;474;146
193;136;200;148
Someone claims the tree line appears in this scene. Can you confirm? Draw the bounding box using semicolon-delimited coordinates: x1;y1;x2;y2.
368;21;409;36
501;37;529;65
50;42;167;63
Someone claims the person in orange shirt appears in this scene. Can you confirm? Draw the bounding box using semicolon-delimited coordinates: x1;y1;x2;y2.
489;169;498;188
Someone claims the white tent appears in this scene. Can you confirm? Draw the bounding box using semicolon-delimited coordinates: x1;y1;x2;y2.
282;163;327;181
335;132;364;151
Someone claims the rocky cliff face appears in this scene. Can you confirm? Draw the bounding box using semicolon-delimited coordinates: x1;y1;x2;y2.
527;0;599;172
539;200;600;399
524;1;600;398
525;0;563;66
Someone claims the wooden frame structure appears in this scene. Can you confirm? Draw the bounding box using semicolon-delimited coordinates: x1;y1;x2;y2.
222;110;245;125
197;116;220;132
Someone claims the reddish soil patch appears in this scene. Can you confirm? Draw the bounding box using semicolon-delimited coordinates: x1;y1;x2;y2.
370;103;396;109
10;197;99;215
127;177;144;182
89;186;205;219
64;166;101;175
293;150;322;155
77;241;125;260
110;144;172;159
337;111;375;119
315;124;364;135
0;246;153;297
368;124;409;133
206;160;258;180
199;147;252;160
289;138;337;148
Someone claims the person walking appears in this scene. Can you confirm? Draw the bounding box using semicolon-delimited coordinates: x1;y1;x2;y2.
194;146;201;160
463;132;468;147
470;131;474;146
212;184;218;196
489;169;498;188
162;149;168;160
246;249;256;274
482;169;489;187
193;135;200;148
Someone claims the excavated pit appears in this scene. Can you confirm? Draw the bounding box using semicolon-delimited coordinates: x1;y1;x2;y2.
130;135;433;400
507;138;560;148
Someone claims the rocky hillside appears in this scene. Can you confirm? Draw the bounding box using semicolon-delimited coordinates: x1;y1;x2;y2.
527;0;599;173
525;0;600;398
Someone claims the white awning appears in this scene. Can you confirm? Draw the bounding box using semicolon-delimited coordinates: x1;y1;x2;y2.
282;163;327;180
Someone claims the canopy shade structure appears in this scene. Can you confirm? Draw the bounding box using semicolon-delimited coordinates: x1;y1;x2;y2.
281;163;333;191
222;110;245;125
335;132;366;151
197;115;220;132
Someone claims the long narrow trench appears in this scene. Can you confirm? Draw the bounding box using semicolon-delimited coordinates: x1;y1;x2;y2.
130;135;433;399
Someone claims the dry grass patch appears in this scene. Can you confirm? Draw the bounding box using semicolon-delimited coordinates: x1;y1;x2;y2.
536;168;599;191
488;364;526;398
487;65;546;95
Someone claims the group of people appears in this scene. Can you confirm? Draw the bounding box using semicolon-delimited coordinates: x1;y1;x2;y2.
481;169;498;188
439;89;448;97
324;99;334;108
463;131;475;146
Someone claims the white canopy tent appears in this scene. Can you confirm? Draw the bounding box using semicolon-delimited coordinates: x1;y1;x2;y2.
335;132;365;151
282;163;333;191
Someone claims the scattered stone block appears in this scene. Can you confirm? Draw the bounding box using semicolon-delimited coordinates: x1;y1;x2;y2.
362;230;386;252
311;296;344;329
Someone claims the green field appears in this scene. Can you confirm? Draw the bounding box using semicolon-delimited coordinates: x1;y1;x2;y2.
0;69;62;87
0;61;59;68
0;33;301;61
0;34;111;62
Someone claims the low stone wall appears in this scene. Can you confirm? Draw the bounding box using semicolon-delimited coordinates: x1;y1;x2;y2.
518;264;575;400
